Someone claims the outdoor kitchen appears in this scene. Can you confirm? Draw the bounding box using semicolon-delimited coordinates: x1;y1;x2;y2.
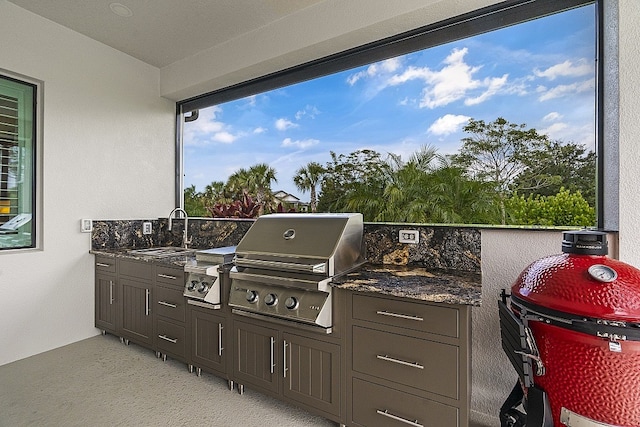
89;213;481;426
2;1;639;427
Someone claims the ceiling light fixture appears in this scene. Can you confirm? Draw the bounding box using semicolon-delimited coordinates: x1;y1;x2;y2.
109;2;133;17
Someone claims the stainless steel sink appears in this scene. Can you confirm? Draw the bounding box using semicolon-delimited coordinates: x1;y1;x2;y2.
127;247;194;257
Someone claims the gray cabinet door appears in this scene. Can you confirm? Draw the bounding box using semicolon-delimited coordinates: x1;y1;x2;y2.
233;319;279;394
120;277;154;347
95;272;117;334
190;307;226;375
282;332;341;418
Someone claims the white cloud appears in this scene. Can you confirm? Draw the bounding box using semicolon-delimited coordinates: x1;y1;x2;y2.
538;78;594;101
464;74;509;106
385;47;510;109
347;58;402;86
253;127;267;134
281;138;320;149
539;122;569;138
380;58;401;73
534;59;592;80
540;121;595;150
543;112;563;122
184;106;242;146
275;118;298;131
295;105;321;120
428;114;471;136
213;131;236;144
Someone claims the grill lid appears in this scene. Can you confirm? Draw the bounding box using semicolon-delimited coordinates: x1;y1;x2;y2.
234;213;364;277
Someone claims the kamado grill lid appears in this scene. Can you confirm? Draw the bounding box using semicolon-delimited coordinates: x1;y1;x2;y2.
512;230;640;322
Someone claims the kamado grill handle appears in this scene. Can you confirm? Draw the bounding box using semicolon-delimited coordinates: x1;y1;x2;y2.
511;295;640;342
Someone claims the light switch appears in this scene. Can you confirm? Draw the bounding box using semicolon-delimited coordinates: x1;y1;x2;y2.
81;219;93;233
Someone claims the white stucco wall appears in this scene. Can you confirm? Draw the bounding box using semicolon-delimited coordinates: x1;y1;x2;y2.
0;1;175;366
618;1;640;268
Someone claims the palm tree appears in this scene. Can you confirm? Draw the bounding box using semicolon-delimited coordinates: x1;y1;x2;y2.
202;180;229;210
247;163;277;213
293;162;325;212
226;168;251;200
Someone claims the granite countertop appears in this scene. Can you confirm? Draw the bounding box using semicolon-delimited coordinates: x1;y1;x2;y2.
91;250;482;306
90;248;197;268
331;263;482;306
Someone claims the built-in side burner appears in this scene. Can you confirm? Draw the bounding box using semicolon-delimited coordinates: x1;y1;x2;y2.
184;246;236;308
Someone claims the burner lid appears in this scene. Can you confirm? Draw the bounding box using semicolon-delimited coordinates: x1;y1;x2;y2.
195;246;236;264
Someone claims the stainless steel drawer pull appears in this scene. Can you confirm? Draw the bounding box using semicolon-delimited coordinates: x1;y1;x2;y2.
376;410;423;427
158;334;178;344
283;340;289;378
145;289;150;315
270;336;275;374
376;354;424;370
157;301;177;308
96;262;111;267
376;310;424;322
218;323;224;356
109;280;114;304
157;274;177;280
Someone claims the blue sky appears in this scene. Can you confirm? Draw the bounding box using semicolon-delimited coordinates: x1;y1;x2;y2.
184;4;595;201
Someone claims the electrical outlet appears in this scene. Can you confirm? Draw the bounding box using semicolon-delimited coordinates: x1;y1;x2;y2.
399;229;419;244
143;222;152;235
80;219;93;233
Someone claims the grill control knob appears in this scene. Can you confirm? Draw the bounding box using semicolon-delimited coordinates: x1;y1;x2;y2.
198;282;209;293
246;290;259;304
285;297;298;310
187;280;198;291
265;293;278;306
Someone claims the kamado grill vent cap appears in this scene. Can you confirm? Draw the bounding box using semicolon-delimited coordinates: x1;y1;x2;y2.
561;230;608;255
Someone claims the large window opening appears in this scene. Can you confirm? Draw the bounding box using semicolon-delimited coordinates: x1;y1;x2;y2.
0;73;36;250
179;0;598;227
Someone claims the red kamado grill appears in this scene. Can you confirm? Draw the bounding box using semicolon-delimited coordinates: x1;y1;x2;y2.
499;230;640;427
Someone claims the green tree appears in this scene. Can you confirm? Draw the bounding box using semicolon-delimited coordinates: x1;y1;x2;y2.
184;185;208;217
318;149;393;213
293;162;325;213
513;140;596;207
342;146;500;224
505;188;595;227
226;167;252;200
451;117;551;224
247;163;278;213
226;163;277;214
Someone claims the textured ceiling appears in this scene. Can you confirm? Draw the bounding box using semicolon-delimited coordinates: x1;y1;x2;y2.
6;0;325;68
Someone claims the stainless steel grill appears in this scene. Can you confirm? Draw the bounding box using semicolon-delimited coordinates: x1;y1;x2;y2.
229;213;364;331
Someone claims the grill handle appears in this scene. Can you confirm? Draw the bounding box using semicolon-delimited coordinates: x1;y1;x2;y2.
235;258;326;274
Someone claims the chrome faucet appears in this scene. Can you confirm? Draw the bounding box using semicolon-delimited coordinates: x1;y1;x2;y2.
167;207;191;248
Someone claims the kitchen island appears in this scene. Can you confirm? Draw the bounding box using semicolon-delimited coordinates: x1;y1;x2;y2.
91;248;481;426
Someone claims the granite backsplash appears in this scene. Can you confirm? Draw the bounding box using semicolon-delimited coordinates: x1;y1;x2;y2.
91;218;480;274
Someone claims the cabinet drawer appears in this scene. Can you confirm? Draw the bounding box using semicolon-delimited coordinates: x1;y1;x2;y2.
119;259;153;280
156;265;184;288
352;326;458;399
155;286;186;322
352;294;459;338
95;257;116;274
352;378;459;427
157;318;186;359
